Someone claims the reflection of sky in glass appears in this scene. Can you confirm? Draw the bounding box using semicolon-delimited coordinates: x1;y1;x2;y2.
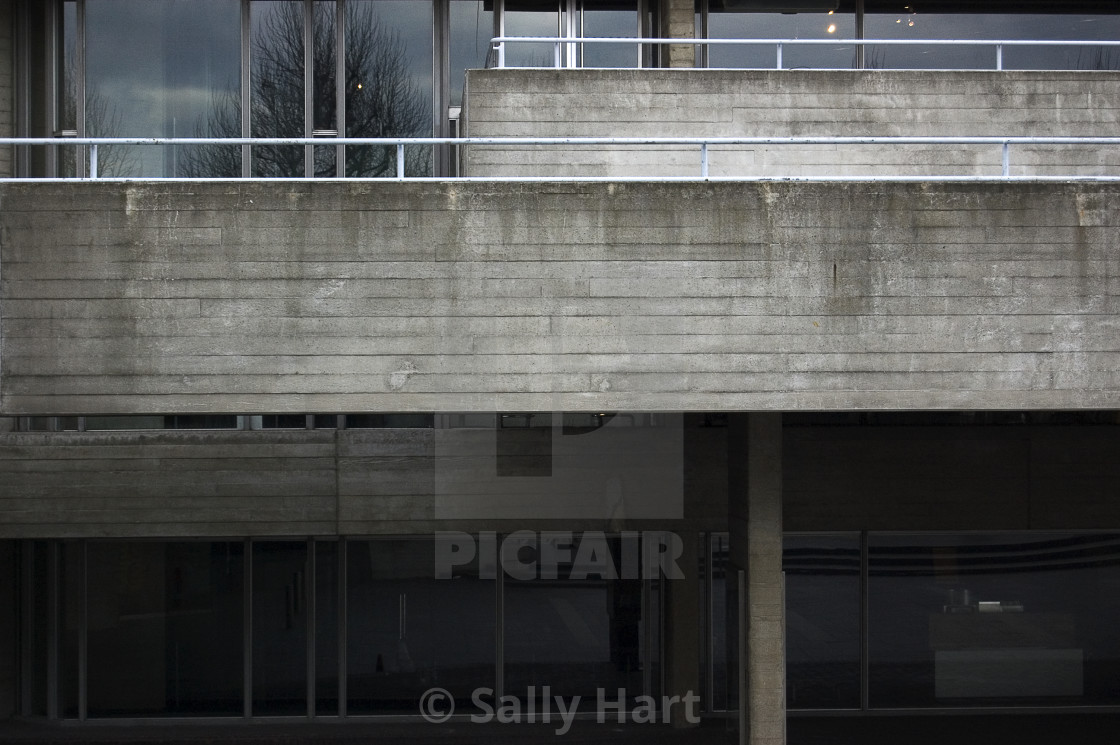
356;0;434;103
582;6;639;68
450;0;494;105
864;15;1120;70
707;12;856;68
504;1;560;67
86;0;239;175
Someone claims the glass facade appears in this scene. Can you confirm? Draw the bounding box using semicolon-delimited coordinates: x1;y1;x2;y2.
19;1;1120;177
15;530;1120;719
779;531;1120;712
26;535;664;719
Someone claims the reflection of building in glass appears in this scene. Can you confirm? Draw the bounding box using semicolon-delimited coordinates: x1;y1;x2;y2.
3;1;1120;743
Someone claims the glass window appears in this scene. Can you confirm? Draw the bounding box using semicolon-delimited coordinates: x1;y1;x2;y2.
347;537;495;714
315;540;341;714
252;541;308;715
702;8;856;69
708;533;738;712
449;0;494;107
503;0;561;67
84;542;244;717
785;533;861;710
863;14;1120;70
579;0;640;69
251;0;306;177
503;535;650;709
869;532;1120;708
345;0;435;176
85;0;241;177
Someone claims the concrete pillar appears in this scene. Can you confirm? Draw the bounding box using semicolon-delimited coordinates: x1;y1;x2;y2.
728;413;785;745
664;530;700;726
659;0;696;68
0;541;16;719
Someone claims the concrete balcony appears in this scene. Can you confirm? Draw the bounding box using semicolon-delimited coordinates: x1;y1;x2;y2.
0;179;1118;414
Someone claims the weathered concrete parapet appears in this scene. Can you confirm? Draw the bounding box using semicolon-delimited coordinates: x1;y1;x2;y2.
463;69;1120;178
1;180;1119;415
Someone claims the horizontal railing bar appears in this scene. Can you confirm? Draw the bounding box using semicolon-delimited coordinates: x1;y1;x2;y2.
5;137;1120;146
6;176;1120;184
4;136;1118;183
492;36;1120;47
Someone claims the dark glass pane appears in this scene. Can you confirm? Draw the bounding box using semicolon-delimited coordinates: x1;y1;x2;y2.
346;1;435;176
61;542;81;718
869;532;1120;708
164;415;241;430
83;416;166;431
503;0;560;68
705;11;856;69
252;0;306;177
347;538;495;714
449;0;494;106
344;414;434;428
313;2;339;176
709;533;738;712
85;0;241;177
85;542;244;717
313;415;341;429
503;535;647;709
863;14;1120;71
785;534;861;710
59;2;78;177
28;542;52;717
315;541;340;714
580;3;639;69
252;541;308;715
260;414;308;429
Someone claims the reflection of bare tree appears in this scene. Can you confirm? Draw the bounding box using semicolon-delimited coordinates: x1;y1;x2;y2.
180;2;431;178
61;64;138;177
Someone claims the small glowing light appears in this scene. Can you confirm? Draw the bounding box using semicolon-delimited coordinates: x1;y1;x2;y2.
357;83;363;89
827;23;837;33
827;9;833;13
896;18;901;23
908;19;914;26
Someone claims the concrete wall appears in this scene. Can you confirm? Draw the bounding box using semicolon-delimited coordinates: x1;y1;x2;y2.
463;69;1120;178
2;181;1119;415
0;419;725;538
2;420;1118;537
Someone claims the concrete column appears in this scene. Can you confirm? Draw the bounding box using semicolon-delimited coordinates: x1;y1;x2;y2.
659;0;696;68
664;530;700;726
728;413;785;745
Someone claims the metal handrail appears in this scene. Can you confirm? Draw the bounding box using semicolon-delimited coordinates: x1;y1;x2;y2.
489;36;1120;70
3;136;1120;181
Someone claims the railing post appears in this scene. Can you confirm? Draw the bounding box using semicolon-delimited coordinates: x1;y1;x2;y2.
396;144;405;179
996;43;1003;71
776;42;783;70
554;41;561;68
1002;141;1010;178
89;144;98;180
497;41;505;68
701;143;709;179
